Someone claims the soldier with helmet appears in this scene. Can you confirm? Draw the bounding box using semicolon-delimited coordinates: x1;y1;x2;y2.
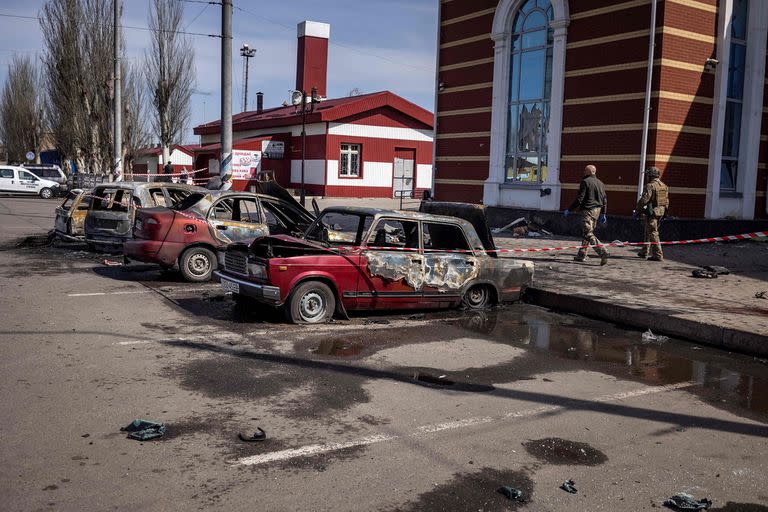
635;166;669;261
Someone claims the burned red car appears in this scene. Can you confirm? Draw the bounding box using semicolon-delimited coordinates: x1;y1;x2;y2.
124;183;314;282
215;205;534;323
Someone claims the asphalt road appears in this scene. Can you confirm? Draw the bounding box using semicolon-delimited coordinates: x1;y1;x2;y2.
1;196;767;512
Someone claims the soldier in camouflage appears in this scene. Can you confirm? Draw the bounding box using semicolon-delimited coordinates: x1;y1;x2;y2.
564;164;609;266
636;166;669;261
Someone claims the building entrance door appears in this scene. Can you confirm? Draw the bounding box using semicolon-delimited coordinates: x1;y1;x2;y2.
393;149;415;199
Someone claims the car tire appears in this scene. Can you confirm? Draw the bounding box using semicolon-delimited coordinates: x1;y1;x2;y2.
461;284;493;310
179;246;216;282
287;281;336;324
39;187;53;199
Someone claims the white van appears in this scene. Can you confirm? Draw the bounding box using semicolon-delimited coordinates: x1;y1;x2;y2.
0;165;60;198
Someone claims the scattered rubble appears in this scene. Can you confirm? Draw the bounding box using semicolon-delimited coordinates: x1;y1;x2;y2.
238;428;267;442
663;492;712;511
692;265;730;279
120;419;166;441
559;479;577;494
756;291;767;300
642;329;670;344
496;485;525;502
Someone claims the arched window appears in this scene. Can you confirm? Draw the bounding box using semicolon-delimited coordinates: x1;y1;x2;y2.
506;0;553;183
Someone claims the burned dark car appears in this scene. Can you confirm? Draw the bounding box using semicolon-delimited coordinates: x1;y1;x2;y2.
215;205;534;324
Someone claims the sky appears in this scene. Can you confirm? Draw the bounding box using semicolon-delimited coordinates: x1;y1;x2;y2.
0;0;438;144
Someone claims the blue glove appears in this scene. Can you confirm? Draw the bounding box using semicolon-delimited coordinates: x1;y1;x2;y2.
563;209;570;218
599;214;607;224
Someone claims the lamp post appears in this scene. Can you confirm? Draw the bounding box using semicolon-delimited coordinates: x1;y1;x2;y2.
239;43;256;112
293;87;320;206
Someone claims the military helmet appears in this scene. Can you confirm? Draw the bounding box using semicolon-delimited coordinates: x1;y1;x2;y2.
645;166;660;179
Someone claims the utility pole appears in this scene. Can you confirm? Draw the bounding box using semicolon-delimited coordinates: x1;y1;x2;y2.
292;87;320;206
240;43;256;112
220;0;233;187
113;0;122;181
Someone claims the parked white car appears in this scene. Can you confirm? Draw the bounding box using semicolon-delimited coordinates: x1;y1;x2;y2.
0;165;60;198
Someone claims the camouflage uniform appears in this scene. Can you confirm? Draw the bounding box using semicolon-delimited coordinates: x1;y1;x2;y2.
636;176;669;260
569;174;608;262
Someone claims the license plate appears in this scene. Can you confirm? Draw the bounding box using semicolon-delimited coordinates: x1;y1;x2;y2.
220;278;240;294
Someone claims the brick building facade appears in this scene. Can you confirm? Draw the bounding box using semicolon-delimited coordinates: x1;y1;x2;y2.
434;0;767;219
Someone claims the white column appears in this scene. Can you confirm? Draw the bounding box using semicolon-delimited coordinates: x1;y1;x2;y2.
484;32;510;207
541;20;568;211
704;0;733;219
738;1;768;219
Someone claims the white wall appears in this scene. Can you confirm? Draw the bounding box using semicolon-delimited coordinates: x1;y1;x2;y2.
416;164;433;189
200;123;326;145
326;160;393;187
170;149;194;166
328;123;433;142
290;159;326;185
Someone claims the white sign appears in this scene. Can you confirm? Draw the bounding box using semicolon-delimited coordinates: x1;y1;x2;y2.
25;151;35;161
262;140;285;159
231;150;262;180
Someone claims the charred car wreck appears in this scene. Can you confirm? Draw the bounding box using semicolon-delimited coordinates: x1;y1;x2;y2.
54;189;90;240
124;181;314;282
215;205;534;323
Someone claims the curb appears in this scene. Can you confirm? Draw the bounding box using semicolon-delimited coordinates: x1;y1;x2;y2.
525;287;768;358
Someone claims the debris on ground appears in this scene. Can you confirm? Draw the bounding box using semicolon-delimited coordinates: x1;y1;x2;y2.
663;492;712;510
692;265;730;279
103;259;123;266
408;313;426;320
492;217;526;235
756;291;767;300
238;427;266;442
364;319;391;325
120;419;166;440
642;329;670;343
497;485;525;502
559;479;578;494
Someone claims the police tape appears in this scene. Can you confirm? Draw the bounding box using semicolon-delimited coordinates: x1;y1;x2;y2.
128;167;208;178
332;231;768;254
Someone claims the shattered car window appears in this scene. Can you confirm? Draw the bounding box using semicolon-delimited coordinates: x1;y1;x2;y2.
423;223;471;252
149;189;167;207
210;198;234;220
172;192;206;211
92;188;134;212
237;198;261;223
60;195;75;211
367;219;419;250
305;212;372;246
166;188;190;207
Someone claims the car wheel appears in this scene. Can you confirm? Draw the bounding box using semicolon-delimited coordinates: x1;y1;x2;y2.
288;281;336;324
461;284;492;310
39;187;53;199
180;246;216;282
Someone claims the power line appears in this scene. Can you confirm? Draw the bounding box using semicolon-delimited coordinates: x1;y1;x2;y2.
184;3;210;31
232;5;431;72
0;12;222;39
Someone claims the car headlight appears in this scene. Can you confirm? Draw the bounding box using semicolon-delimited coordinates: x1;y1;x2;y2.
247;263;266;279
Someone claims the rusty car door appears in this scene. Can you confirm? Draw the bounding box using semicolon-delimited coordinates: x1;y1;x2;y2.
421;221;477;306
207;196;268;244
357;217;424;309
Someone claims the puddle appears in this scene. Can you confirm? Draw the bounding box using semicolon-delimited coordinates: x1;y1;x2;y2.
384;467;534;512
522;437;608;466
314;338;363;357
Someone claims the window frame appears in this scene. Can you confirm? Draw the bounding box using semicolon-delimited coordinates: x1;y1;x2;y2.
421;221;474;255
364;217;421;252
339;143;363;179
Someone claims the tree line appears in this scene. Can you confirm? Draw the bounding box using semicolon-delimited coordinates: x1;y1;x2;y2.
0;0;194;178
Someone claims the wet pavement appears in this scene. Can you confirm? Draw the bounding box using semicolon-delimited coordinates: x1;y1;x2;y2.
2;196;768;511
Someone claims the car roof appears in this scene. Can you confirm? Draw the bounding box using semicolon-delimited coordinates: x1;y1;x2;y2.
321;205;473;226
93;182;203;191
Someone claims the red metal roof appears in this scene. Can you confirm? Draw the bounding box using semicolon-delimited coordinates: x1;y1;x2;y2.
193;91;433;136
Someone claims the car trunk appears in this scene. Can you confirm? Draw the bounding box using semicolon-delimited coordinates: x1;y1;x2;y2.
419;201;498;256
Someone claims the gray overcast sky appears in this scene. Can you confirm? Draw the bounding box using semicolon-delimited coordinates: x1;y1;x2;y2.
0;0;438;143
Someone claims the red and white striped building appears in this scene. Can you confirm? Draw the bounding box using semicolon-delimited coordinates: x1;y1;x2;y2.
194;21;434;198
434;0;768;220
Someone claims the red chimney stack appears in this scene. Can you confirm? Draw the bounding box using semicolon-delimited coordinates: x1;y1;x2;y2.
296;21;330;98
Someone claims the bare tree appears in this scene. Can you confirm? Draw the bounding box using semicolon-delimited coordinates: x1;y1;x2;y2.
40;0;115;177
0;56;46;163
145;0;194;166
122;62;150;174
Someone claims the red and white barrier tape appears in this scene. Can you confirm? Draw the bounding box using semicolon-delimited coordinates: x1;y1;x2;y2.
80;192;205;223
128;167;208;178
331;231;768;254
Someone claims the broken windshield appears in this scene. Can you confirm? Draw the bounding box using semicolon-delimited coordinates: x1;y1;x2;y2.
172;192;207;212
304;211;373;246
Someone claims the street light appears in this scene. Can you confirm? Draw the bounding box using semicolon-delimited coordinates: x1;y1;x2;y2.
239;43;256;112
293;86;320;206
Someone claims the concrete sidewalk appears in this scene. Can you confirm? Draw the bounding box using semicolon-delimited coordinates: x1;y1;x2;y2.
495;233;768;357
